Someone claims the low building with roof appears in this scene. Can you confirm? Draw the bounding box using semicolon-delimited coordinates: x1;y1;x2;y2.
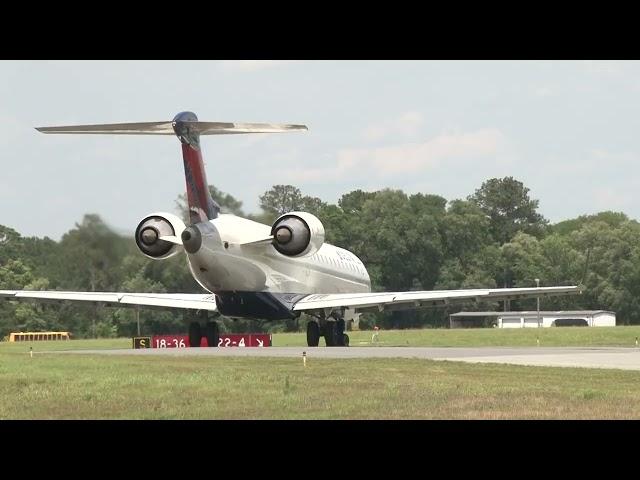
449;310;616;329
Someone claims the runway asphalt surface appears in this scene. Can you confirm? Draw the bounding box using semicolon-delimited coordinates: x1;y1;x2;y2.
49;346;640;371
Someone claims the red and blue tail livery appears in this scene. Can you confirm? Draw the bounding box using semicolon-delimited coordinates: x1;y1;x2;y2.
172;112;220;223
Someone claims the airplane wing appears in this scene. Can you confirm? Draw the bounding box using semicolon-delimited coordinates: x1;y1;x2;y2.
0;286;580;316
292;286;582;315
0;290;217;311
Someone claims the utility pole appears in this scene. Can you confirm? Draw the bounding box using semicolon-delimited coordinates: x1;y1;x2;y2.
504;266;508;311
535;278;540;328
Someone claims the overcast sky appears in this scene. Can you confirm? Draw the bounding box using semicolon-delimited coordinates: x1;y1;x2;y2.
1;60;639;239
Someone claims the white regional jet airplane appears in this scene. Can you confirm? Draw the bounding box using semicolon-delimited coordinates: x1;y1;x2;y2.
0;112;581;347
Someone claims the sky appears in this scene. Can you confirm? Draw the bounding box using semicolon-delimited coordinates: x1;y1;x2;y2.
1;60;640;239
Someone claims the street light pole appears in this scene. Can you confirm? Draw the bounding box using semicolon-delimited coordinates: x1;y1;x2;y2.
535;278;540;328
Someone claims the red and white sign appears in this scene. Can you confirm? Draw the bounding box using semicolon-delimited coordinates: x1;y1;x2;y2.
152;335;188;349
152;334;272;348
216;334;271;348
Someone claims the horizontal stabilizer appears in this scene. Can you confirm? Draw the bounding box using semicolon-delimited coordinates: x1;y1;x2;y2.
36;121;308;135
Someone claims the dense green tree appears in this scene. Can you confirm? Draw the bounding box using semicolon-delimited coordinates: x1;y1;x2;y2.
55;214;130;291
299;195;327;217
565;219;640;324
114;261;180;336
0;226;22;265
259;184;326;218
338;190;377;214
259;185;304;216
342;190;447;328
316;204;350;247
552;211;629;236
0;260;57;336
441;200;493;265
468;176;548;244
51;215;131;337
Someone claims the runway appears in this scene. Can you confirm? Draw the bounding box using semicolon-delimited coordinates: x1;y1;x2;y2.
51;346;640;371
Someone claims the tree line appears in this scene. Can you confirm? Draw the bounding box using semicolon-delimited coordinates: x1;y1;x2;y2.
2;176;638;338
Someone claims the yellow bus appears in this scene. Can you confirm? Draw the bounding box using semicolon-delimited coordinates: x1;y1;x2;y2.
9;332;71;342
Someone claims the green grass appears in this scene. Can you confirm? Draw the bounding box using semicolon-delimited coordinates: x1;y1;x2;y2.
1;351;639;419
4;325;640;353
273;325;640;347
2;328;640;419
0;338;131;353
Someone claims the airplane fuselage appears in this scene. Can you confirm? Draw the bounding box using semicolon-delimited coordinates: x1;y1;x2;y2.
185;214;371;296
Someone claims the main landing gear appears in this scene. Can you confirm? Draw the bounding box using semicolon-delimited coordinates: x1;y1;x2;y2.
188;311;220;347
306;320;320;347
306;313;349;347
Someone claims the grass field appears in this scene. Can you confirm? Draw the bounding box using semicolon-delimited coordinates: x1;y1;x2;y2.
3;326;640;353
275;325;640;347
1;327;640;419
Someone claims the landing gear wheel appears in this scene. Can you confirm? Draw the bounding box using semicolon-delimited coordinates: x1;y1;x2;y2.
188;322;202;348
342;334;350;347
324;322;336;347
307;321;320;347
204;321;219;348
335;318;346;346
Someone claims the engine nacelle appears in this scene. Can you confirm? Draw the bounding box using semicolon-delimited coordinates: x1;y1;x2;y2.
135;212;186;260
271;211;325;257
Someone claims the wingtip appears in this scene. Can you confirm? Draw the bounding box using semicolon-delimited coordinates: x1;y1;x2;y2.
35;126;59;134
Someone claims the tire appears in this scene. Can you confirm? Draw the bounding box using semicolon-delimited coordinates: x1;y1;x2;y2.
188;322;202;348
324;322;336;347
343;334;350;347
204;321;219;348
335;318;346;346
307;321;320;347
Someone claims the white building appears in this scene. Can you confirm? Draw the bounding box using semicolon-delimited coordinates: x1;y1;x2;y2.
449;311;616;329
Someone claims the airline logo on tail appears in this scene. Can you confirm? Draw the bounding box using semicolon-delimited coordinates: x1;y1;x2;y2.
173;112;220;223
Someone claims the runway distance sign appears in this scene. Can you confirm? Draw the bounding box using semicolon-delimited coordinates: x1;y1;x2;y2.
133;337;151;349
153;335;187;348
217;334;272;347
151;334;272;348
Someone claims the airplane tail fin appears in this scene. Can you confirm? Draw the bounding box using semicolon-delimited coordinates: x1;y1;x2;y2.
37;112;308;224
